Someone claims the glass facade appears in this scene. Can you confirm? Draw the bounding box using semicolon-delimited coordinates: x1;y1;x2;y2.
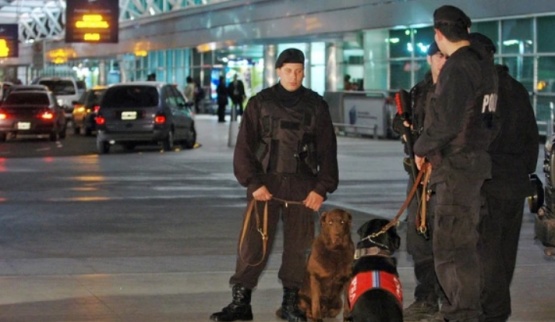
13;7;555;133
365;15;555;132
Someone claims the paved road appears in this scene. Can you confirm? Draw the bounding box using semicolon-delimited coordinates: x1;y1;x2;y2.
0;115;552;321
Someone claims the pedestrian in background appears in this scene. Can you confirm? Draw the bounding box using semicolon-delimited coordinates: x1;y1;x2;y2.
216;76;228;123
184;76;195;108
227;74;246;119
210;48;338;322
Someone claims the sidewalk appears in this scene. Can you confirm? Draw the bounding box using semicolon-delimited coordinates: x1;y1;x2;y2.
0;114;552;321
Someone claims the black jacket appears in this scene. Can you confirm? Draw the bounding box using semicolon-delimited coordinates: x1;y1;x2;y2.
233;84;338;198
482;65;539;199
414;46;498;183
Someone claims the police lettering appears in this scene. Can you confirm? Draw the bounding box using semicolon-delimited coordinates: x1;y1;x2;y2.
482;93;498;114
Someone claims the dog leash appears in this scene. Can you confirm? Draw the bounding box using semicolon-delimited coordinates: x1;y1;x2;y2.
272;196;304;207
367;162;431;239
239;199;269;266
238;197;306;266
417;164;432;237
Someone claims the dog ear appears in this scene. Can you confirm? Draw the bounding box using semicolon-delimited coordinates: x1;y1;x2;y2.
389;229;401;251
320;212;328;226
357;221;369;238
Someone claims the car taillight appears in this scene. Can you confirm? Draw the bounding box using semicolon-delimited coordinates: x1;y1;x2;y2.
40;111;54;120
154;114;166;124
0;112;7;120
93;105;100;113
96;115;105;125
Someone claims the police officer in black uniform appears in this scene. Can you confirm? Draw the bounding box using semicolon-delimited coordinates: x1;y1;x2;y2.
394;42;446;321
413;5;498;322
470;32;540;322
210;48;339;322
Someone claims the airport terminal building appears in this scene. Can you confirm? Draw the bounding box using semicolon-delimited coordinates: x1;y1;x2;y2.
2;0;555;129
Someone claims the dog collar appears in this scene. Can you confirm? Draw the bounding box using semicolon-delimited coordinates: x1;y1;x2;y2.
354;246;389;259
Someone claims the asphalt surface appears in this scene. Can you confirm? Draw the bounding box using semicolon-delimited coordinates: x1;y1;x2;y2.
0;115;552;321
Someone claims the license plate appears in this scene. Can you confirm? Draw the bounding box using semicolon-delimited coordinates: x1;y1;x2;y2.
17;122;31;130
121;111;137;120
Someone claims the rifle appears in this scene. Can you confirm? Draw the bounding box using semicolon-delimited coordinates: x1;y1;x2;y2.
394;89;419;188
394;89;429;239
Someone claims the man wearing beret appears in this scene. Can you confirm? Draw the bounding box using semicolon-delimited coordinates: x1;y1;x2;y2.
394;41;446;321
413;5;498;322
470;32;539;322
210;48;338;322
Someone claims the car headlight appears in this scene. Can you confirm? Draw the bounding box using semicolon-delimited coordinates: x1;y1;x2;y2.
57;99;64;106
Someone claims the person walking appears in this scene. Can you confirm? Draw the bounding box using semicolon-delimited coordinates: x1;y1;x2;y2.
210;48;339;322
227;74;246;119
394;41;447;321
413;5;498;322
470;32;540;322
216;76;229;122
184;76;196;108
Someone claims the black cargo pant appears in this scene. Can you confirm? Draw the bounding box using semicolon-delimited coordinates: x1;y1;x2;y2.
230;174;316;290
405;174;441;304
478;192;524;322
433;173;484;322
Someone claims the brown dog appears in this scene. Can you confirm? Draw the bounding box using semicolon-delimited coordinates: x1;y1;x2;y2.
299;209;355;322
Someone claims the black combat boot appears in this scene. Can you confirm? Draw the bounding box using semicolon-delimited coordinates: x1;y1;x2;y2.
275;287;307;322
210;284;253;321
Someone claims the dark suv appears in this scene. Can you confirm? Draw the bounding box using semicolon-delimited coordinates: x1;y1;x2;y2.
95;82;196;154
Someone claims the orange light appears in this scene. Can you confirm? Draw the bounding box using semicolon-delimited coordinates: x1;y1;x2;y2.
40;111;54;120
75;14;109;29
84;33;101;41
0;39;9;58
0;112;7;120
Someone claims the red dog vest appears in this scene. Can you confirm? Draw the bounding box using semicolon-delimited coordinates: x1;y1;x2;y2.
348;270;403;310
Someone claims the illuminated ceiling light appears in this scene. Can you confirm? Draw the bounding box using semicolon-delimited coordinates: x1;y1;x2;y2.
417;42;428;54
503;39;519;46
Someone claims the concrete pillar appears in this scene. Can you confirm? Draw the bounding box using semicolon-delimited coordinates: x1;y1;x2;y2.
326;42;343;92
98;60;106;86
263;44;277;89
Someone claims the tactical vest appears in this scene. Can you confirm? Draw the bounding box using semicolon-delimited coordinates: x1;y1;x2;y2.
254;88;319;175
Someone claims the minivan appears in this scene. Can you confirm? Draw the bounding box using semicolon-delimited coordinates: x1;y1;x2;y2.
95;82;196;154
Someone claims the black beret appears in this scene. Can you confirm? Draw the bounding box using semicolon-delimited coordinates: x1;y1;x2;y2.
275;48;305;68
434;5;471;29
427;42;440;56
469;32;497;54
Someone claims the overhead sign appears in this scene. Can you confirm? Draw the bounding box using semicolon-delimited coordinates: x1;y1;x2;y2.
0;24;19;58
65;0;119;43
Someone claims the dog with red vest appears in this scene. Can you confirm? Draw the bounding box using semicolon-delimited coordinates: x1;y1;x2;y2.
347;218;403;322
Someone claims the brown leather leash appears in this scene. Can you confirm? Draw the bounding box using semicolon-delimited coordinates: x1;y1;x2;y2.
368;162;432;239
417;163;432;235
238;197;305;266
239;199;269;266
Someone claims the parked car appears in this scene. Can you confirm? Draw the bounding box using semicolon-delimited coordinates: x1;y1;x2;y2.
32;77;80;123
1;84;49;101
95;82;196;154
0;90;67;142
72;86;107;136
